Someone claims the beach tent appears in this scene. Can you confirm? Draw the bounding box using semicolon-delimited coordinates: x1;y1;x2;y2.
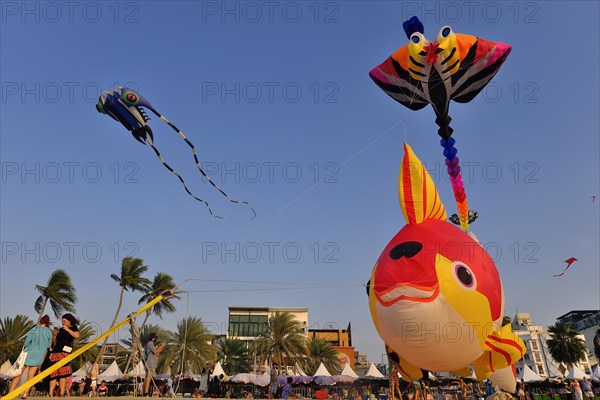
71;363;91;383
314;362;332;377
251;371;270;386
518;364;544;382
332;363;359;383
566;366;590;380
127;361;146;378
363;363;385;379
98;360;124;382
210;361;229;379
231;373;256;384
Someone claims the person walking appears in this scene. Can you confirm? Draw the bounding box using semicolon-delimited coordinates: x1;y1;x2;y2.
9;315;53;399
48;314;79;397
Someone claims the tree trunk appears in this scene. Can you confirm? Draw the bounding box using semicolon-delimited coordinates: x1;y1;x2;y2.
95;287;125;364
37;297;49;322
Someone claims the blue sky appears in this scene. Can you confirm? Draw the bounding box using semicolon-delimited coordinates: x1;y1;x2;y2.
1;1;598;364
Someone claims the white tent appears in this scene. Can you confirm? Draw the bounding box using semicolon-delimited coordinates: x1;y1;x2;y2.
71;363;91;383
127;361;146;378
210;361;229;379
231;373;257;384
566;366;590;380
98;361;124;382
591;365;600;380
363;363;384;379
0;360;12;374
250;371;270;386
518;364;544;382
293;364;308;377
340;363;359;378
313;362;332;377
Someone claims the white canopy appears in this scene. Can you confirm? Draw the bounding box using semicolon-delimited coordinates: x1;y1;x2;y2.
591;365;600;380
518;364;544;382
363;363;384;378
566;366;590;380
0;360;12;374
231;373;257;384
293;364;308;377
314;362;332;377
72;363;91;377
251;371;270;386
127;361;146;378
210;361;229;379
340;363;359;378
98;361;124;382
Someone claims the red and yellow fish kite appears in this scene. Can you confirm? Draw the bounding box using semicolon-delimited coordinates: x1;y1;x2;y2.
367;144;525;392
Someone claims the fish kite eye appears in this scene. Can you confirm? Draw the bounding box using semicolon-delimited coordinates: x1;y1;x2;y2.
454;263;476;290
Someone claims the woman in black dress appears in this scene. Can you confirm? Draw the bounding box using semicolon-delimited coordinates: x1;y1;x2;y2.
48;314;80;397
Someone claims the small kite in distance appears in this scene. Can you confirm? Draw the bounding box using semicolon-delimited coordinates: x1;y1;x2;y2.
553;257;578;277
591;196;596;204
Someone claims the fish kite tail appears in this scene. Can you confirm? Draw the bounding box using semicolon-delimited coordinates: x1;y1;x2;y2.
441;137;469;232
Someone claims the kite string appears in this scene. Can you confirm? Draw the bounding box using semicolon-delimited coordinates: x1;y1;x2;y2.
144;137;223;219
150;109;256;219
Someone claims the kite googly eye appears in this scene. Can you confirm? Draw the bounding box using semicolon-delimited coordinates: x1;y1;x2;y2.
410;32;424;44
453;263;477;291
122;91;140;105
441;26;452;37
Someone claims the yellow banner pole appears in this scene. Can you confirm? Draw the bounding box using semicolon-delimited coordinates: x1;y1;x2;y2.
2;295;163;400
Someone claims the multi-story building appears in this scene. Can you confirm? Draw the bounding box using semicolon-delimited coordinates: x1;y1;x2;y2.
227;306;308;374
512;312;595;378
97;342;128;369
308;322;355;371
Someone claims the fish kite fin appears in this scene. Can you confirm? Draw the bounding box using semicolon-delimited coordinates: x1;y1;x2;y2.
474;324;525;379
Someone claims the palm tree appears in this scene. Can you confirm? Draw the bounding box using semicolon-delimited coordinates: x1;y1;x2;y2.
0;315;36;361
34;269;77;320
138;272;180;328
255;312;307;372
71;320;99;371
217;338;252;374
303;337;341;375
96;256;151;364
159;316;216;375
546;322;588;370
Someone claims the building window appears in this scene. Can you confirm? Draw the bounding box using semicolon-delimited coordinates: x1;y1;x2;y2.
523;354;530;361
229;315;268;337
531;340;538;351
537;365;544;375
534;353;541;363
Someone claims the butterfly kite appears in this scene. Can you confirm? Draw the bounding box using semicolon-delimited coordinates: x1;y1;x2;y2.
96;87;254;219
369;16;511;231
553;257;578;277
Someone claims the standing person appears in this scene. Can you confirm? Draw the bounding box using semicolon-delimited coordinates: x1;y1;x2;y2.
594;328;600;366
390;364;402;400
48;314;80;397
458;378;468;400
199;365;209;398
517;379;526;400
9;315;53;399
580;377;593;400
268;369;278;399
90;362;99;396
143;332;167;396
571;380;583;400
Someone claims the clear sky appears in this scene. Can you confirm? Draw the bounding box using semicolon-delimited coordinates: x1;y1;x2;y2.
1;1;598;365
